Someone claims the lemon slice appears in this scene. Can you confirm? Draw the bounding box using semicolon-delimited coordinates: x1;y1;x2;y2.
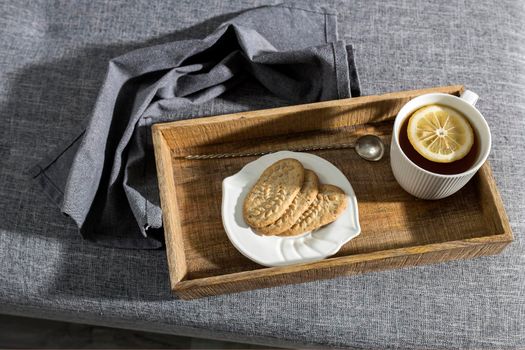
407;105;474;163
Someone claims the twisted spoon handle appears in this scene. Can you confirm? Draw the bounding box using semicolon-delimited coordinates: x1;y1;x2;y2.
183;142;356;160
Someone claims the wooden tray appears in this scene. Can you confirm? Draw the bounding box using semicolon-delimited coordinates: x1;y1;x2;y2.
152;85;513;299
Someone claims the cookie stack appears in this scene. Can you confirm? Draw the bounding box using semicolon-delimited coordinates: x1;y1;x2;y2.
243;158;347;236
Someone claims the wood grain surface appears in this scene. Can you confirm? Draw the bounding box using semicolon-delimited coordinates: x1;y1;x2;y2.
152;85;513;299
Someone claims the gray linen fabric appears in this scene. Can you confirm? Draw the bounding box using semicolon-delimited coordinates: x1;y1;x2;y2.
29;4;360;248
0;1;524;349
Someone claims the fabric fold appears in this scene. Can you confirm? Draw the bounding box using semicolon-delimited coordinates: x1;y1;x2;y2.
32;4;361;249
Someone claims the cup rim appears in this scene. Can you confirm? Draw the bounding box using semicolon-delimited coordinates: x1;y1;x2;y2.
392;92;492;179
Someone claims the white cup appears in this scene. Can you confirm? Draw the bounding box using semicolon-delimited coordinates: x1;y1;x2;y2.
390;90;491;199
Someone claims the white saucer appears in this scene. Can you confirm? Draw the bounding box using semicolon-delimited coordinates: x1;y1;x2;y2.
221;151;361;267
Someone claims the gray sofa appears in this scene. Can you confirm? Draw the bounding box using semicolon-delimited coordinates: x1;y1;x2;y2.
1;1;523;348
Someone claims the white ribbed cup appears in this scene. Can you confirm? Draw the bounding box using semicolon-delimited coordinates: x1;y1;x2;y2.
390;90;491;200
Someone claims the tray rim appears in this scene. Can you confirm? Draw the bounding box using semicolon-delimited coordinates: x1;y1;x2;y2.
152;85;513;299
153;85;466;134
174;229;512;291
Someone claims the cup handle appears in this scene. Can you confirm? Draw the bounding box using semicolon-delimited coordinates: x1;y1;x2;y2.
459;90;479;106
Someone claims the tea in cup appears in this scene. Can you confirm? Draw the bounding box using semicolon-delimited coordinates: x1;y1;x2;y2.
390;90;491;199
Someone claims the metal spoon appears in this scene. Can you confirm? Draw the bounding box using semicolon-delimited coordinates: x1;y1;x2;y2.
354;134;385;161
183;134;385;161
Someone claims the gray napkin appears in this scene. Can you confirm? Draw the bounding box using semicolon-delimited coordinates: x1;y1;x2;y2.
30;4;361;249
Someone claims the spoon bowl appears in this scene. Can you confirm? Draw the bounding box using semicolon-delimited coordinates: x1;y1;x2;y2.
354;135;385;161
